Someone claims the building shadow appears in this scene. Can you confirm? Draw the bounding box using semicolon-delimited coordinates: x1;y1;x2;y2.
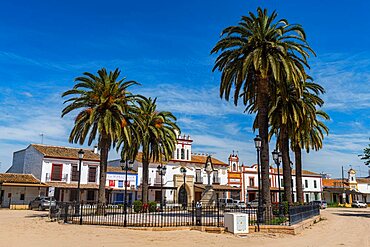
333;212;370;218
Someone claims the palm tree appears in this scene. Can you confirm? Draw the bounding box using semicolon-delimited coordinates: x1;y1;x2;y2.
212;7;315;207
269;75;328;205
120;97;179;204
290;80;329;204
62;68;139;204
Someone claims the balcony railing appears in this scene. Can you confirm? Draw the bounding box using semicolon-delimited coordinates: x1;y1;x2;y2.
45;173;68;182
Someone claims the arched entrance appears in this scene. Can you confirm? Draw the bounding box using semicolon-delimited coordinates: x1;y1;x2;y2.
178;185;188;205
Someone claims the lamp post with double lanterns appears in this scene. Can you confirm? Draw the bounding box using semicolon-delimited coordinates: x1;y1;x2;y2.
272;149;283;216
254;135;262;231
120;159;134;227
180;167;187;208
157;164;167;210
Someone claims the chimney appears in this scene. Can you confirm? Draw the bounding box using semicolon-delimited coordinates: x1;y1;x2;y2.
93;145;98;154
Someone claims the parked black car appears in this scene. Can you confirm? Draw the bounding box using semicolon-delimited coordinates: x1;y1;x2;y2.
29;196;56;210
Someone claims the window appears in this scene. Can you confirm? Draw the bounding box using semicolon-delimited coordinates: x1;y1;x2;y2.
314;193;319;200
71;165;79;182
314;180;317;188
20;194;25;200
186;150;189;160
213;170;219;183
351;177;354;181
70;190;78;201
232;163;236;171
269;178;272;187
281;179;284;187
291;179;294;187
305;180;308;188
118;180;124;188
176;149;179;159
195;169;202;183
305;194;309;202
181;148;185;159
87;190;95;201
249;177;254;187
88;167;97;182
51;164;62;181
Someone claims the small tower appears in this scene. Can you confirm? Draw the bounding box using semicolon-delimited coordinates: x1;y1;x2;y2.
173;131;193;161
348;167;357;189
228;151;240;172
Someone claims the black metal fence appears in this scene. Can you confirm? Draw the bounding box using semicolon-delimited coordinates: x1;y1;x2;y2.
50;202;319;228
289;204;320;225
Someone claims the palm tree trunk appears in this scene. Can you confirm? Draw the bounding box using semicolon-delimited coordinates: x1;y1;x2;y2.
280;124;293;205
257;77;271;208
142;150;149;205
294;146;304;204
97;134;109;214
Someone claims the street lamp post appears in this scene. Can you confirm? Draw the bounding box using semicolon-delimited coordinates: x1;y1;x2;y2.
254;135;262;231
121;159;134;227
157;164;167;210
272;150;283;216
77;149;84;214
180;167;187;208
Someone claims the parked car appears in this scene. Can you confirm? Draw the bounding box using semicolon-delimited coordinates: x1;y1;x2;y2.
310;200;327;209
29;196;56;211
247;199;259;208
218;198;234;208
351;200;368;208
233;200;246;209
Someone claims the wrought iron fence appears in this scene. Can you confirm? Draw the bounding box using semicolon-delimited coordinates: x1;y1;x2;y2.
289;204;320;225
50;201;313;228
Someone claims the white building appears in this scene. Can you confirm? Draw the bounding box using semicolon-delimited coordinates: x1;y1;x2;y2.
7;144;101;202
105;165;139;205
227;154;323;203
0;173;48;208
109;134;238;204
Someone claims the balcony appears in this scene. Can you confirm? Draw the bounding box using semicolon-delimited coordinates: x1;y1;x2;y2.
212;176;221;184
45;173;68;182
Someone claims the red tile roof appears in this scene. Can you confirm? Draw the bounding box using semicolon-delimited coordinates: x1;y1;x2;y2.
0;173;43;184
31;144;100;161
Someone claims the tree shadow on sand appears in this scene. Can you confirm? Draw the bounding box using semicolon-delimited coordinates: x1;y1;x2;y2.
24;212;49;218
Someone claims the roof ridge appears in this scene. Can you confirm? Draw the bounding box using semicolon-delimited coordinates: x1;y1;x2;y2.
31;143;94;151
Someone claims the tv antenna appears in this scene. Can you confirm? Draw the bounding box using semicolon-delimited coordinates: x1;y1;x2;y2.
39;133;44;144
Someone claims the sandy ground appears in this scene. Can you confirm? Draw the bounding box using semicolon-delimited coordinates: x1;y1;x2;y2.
0;207;369;247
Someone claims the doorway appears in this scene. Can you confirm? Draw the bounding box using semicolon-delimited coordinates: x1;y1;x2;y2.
178;185;187;205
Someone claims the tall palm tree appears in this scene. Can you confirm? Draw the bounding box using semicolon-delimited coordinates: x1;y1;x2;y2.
293;110;329;203
62;68;139;204
119;97;179;204
290;80;329;203
212;7;315;207
269;76;327;205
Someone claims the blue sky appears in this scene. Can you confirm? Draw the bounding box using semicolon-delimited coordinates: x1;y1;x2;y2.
0;0;369;177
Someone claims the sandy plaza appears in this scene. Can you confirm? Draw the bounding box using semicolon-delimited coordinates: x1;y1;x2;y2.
0;207;369;247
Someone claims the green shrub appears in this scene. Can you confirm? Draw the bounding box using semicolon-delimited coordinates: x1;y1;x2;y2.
148;201;157;212
133;200;143;213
